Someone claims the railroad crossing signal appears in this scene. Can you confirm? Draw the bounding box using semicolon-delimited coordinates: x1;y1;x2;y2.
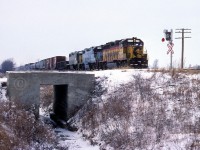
167;42;174;54
163;29;173;41
163;29;174;69
165;32;172;41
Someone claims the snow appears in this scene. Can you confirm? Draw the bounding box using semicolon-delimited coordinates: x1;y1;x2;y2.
74;69;200;149
1;69;200;149
0;77;7;83
41;69;155;150
93;69;154;93
1;76;100;150
55;128;99;150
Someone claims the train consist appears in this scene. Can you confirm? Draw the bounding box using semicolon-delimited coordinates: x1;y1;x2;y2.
17;37;148;71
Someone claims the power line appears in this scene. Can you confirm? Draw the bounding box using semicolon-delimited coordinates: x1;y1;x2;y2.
175;28;191;69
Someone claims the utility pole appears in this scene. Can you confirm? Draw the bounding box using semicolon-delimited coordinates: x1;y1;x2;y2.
175;28;191;69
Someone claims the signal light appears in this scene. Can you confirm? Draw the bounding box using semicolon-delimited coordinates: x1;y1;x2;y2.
165;32;172;41
162;38;165;42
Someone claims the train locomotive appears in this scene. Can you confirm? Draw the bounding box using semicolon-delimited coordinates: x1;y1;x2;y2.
68;37;148;70
17;37;148;71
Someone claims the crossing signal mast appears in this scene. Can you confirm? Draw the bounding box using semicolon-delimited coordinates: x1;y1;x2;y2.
163;29;174;69
175;28;191;69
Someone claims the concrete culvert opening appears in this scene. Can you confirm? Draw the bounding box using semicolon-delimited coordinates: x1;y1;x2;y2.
53;84;68;121
40;84;68;127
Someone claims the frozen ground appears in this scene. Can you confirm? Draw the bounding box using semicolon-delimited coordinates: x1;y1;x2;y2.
1;69;152;150
0;76;99;150
72;69;200;149
55;128;99;150
1;69;200;149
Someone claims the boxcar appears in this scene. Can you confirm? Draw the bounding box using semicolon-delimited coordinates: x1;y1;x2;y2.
51;56;66;70
56;61;69;70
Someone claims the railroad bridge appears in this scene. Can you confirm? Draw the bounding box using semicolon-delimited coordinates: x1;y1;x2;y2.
7;72;94;121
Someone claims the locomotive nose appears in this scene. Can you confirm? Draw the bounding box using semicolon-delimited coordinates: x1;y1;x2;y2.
134;48;142;58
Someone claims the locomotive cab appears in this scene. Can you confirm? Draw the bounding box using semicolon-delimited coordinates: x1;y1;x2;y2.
123;38;148;68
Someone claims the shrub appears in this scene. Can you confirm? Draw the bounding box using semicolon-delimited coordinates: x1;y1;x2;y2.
71;71;200;149
40;85;54;113
0;100;56;149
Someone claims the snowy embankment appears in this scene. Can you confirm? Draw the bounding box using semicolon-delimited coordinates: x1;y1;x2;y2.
1;69;200;149
0;76;99;150
0;70;153;149
71;69;200;150
57;69;149;150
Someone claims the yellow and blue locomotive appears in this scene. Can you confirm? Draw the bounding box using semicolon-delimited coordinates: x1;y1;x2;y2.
68;37;148;70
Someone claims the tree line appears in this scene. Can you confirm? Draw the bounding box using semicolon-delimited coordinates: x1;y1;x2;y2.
0;58;15;73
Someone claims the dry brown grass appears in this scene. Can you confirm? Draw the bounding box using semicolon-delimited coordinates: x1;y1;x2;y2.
71;70;200;149
0;126;13;150
150;68;200;75
40;85;54;113
0;100;56;149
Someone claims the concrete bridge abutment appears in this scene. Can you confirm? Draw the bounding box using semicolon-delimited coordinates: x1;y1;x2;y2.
7;72;94;121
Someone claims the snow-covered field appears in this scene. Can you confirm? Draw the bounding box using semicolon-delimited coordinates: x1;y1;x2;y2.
1;69;200;149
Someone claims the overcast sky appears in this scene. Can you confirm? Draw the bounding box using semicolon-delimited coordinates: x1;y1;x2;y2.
0;0;199;67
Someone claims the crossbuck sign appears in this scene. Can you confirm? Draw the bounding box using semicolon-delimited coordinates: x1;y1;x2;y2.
167;42;174;54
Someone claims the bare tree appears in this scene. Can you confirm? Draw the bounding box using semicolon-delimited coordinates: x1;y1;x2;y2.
1;58;15;73
152;59;159;69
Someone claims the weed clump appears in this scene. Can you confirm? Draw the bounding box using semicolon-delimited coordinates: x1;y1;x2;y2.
70;70;200;149
0;100;56;150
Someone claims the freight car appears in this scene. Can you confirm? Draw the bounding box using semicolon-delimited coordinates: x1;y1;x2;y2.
35;56;66;70
56;61;69;70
